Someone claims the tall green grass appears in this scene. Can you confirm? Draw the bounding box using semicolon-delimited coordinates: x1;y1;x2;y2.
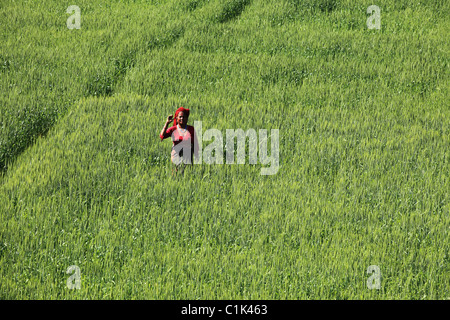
0;0;449;299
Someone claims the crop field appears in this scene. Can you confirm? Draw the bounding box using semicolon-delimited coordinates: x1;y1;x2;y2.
0;0;449;300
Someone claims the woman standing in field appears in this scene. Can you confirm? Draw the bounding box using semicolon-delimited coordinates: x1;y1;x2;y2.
160;107;198;174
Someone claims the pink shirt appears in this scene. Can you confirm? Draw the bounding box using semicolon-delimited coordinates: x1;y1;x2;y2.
160;125;199;161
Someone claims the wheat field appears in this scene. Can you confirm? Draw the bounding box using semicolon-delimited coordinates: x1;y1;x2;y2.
0;0;449;299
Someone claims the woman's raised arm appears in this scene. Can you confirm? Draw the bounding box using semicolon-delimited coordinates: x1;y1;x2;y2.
160;115;173;140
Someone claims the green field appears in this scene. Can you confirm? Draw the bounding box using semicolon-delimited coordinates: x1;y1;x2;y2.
1;0;449;299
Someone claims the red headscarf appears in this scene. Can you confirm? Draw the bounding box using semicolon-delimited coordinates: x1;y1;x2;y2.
174;107;190;126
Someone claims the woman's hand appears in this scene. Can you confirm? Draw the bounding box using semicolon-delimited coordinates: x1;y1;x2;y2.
161;115;174;140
